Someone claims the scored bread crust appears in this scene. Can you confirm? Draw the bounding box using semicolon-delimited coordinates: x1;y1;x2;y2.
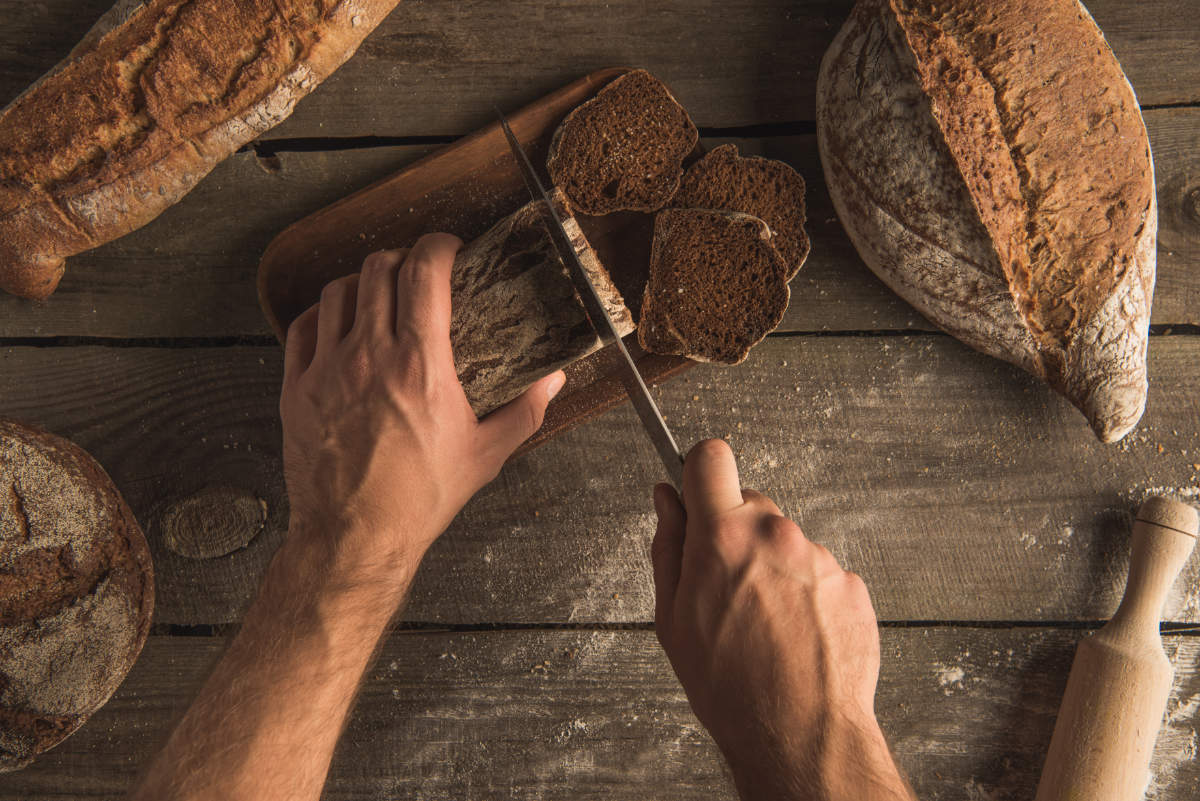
817;0;1155;443
0;0;402;300
639;209;790;365
0;419;153;771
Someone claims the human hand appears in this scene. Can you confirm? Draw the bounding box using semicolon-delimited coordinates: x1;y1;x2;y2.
279;235;565;600
651;440;913;801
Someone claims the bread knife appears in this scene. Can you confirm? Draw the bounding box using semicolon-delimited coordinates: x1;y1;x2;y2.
497;111;685;488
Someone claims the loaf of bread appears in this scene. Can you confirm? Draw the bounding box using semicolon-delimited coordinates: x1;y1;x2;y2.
638;209;790;365
547;69;698;216
0;0;401;300
817;0;1156;443
0;419;154;771
449;191;635;416
672;144;811;280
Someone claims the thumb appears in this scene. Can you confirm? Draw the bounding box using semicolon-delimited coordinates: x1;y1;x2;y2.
651;482;686;645
476;370;566;473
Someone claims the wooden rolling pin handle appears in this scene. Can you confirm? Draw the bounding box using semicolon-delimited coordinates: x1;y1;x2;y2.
1034;496;1198;801
1113;497;1200;635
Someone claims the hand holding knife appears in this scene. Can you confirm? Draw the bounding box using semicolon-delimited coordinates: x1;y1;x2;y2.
497;111;685;488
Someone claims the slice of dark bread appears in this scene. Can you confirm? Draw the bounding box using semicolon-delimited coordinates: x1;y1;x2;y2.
547;69;698;216
672;144;811;280
638;209;790;365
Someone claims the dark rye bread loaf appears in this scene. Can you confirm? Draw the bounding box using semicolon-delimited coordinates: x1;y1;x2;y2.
547;69;698;216
0;419;153;771
449;190;635;416
672;144;811;280
0;0;401;300
638;209;790;365
817;0;1156;443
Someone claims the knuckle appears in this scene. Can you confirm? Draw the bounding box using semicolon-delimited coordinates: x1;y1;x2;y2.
521;399;544;437
362;250;399;275
286;309;312;340
319;278;348;304
843;570;869;594
761;514;800;541
403;250;443;280
414;232;463;252
520;398;549;434
343;343;373;383
811;542;844;573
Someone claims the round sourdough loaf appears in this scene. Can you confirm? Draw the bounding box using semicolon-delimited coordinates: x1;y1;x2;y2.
0;419;154;771
817;0;1156;443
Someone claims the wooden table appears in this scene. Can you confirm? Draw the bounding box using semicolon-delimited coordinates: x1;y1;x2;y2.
3;2;1199;798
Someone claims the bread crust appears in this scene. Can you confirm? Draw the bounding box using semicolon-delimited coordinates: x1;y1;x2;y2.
0;419;153;771
817;0;1155;442
0;0;402;300
449;192;635;416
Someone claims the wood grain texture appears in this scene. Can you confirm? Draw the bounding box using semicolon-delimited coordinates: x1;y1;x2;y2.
2;628;1198;799
1;335;1197;626
2;1;1195;140
0;108;1195;338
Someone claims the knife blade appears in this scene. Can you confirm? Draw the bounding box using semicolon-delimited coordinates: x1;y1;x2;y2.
496;110;685;487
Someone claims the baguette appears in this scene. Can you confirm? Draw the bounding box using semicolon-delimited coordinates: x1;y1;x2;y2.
0;0;401;300
817;0;1156;443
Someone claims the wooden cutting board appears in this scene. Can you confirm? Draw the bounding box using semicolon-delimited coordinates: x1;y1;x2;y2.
257;68;694;454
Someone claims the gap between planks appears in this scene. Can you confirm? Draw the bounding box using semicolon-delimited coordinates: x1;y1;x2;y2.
1;326;1197;350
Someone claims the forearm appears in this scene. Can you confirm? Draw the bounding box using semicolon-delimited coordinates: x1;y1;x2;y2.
130;524;413;801
725;712;916;801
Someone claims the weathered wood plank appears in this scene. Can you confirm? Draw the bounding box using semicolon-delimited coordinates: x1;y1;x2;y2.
1;335;1197;625
2;1;1195;140
0;107;1196;337
2;628;1198;800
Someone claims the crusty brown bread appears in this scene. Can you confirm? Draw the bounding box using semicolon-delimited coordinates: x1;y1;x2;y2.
672;144;811;280
0;0;401;300
638;209;790;365
0;419;154;771
547;69;698;216
449;190;635;416
817;0;1156;443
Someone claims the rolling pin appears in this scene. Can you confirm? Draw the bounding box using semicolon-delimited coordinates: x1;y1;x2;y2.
1035;496;1199;801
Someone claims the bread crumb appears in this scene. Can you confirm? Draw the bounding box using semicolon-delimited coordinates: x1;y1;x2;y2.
936;664;966;694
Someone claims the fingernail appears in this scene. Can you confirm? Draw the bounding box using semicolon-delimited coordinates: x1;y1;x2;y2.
546;372;566;401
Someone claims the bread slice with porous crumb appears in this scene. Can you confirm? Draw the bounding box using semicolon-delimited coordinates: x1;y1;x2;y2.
672;144;811;280
547;69;698;216
638;208;790;365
